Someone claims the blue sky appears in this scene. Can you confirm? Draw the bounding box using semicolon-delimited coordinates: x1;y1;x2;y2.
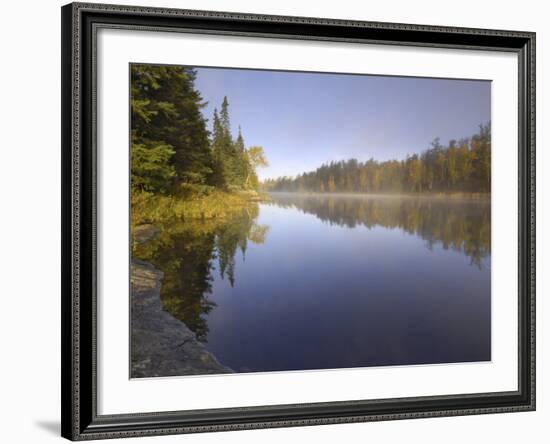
194;67;491;181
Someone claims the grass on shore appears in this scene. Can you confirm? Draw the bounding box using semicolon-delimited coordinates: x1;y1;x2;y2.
131;185;267;228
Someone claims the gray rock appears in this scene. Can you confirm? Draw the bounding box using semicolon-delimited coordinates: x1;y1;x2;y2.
130;258;232;378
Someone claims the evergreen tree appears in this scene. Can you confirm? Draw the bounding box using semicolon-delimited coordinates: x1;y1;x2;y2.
131;142;175;193
131;67;270;196
212;96;240;189
210;98;266;191
211;108;226;188
220;96;231;139
234;126;248;186
130;64;213;192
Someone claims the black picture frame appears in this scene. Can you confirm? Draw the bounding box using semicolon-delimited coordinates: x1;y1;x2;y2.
61;2;536;440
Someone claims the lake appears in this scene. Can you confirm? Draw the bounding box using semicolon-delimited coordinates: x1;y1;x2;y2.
136;193;491;374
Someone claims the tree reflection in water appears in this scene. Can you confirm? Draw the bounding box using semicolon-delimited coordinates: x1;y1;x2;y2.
268;193;490;269
133;203;268;341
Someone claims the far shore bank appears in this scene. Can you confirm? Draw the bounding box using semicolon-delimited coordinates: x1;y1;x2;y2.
264;191;491;200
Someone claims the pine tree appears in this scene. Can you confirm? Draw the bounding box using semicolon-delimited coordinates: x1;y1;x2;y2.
234;126;249;187
131;66;271;198
214;97;238;188
212;97;250;190
130;64;213;192
130;65;177;193
211;108;226;188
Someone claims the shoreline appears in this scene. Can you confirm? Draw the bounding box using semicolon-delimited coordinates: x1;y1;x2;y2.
131;188;267;228
130;232;233;377
265;191;491;200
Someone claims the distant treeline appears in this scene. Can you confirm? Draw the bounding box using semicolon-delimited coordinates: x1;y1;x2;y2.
263;124;490;194
131;64;267;195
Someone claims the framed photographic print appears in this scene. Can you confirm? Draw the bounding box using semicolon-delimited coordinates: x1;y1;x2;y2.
61;2;536;440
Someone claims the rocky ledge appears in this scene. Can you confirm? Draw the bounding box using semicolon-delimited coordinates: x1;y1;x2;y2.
130;258;232;378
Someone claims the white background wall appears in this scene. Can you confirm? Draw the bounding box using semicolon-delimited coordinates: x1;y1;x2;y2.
0;0;545;442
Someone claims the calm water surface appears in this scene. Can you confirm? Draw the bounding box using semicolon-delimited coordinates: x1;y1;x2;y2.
138;193;491;373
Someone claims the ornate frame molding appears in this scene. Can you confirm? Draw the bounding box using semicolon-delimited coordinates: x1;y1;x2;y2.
61;2;535;440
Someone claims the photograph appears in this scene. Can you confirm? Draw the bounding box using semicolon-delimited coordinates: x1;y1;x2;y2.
129;63;492;378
